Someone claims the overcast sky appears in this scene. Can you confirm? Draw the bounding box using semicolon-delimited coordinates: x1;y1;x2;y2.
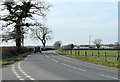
0;1;118;46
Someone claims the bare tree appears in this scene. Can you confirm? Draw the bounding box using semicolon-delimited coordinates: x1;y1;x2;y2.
0;0;51;52
53;41;62;49
93;39;102;48
31;25;52;49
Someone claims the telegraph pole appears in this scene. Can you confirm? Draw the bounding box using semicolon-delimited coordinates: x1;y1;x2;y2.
89;35;91;48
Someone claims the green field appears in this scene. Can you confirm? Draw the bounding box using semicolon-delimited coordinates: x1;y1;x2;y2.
57;50;120;68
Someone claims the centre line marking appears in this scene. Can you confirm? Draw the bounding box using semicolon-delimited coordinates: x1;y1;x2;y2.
98;74;118;80
51;59;59;62
46;55;50;58
59;54;118;72
61;63;86;72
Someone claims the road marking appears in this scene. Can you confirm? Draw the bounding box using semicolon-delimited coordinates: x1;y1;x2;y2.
26;75;31;78
30;78;36;80
13;72;17;74
12;64;24;80
23;73;28;76
98;74;118;80
51;59;59;62
24;58;28;61
15;73;19;76
59;54;118;73
19;78;24;80
18;62;36;80
46;55;50;58
21;71;25;74
16;75;21;78
61;63;86;72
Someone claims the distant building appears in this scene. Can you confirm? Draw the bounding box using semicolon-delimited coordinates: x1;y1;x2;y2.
73;45;80;49
79;45;95;48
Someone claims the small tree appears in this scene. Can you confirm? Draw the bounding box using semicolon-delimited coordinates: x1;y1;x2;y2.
31;24;52;49
93;39;102;48
63;44;74;49
53;41;62;49
114;42;120;49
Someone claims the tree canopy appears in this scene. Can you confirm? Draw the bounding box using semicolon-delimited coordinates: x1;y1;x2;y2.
31;24;52;48
0;0;51;51
93;39;102;48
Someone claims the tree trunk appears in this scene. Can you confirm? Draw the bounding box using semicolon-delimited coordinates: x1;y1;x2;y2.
96;44;100;48
15;24;21;53
42;41;46;49
43;43;45;49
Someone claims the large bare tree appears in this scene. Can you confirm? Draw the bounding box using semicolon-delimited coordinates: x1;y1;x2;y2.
0;0;51;52
31;24;52;49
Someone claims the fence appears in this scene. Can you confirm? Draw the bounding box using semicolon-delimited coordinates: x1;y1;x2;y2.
61;50;120;61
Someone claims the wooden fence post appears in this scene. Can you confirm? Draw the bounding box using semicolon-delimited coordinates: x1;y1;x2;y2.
104;51;107;59
98;50;99;58
85;51;87;57
92;51;93;56
71;50;72;55
75;50;77;55
78;50;80;56
117;50;119;61
76;50;77;55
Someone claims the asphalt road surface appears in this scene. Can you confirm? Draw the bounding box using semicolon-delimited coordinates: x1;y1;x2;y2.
2;50;119;80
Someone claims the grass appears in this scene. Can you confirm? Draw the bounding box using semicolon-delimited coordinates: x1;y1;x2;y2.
1;52;31;65
65;50;118;57
56;50;120;68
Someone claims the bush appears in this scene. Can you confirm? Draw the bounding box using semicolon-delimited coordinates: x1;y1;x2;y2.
2;46;32;58
58;44;74;51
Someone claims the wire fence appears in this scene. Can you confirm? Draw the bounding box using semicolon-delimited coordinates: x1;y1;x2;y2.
60;50;120;61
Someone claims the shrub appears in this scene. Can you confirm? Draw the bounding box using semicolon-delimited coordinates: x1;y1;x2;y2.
2;46;32;58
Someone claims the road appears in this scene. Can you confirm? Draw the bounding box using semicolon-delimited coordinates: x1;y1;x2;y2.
2;50;119;81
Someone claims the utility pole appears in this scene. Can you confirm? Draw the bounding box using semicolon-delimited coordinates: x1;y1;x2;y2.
89;35;91;48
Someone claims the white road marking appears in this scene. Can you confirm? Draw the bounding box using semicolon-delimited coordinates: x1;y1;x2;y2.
15;74;19;76
21;71;26;74
98;74;118;80
13;72;17;74
58;54;118;72
23;73;28;76
12;64;24;80
26;75;31;78
18;62;36;80
30;78;36;80
24;58;28;61
19;69;22;72
61;63;86;72
16;75;21;78
51;59;59;62
46;55;50;58
19;78;24;80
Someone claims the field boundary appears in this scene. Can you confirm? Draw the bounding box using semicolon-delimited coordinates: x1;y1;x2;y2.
56;50;120;68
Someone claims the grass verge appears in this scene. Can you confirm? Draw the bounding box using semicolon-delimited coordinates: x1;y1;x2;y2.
56;51;119;68
1;52;32;66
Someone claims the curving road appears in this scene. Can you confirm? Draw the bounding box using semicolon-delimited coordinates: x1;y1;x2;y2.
2;50;119;81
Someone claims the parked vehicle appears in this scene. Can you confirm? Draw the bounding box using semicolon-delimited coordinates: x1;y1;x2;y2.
34;46;42;53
